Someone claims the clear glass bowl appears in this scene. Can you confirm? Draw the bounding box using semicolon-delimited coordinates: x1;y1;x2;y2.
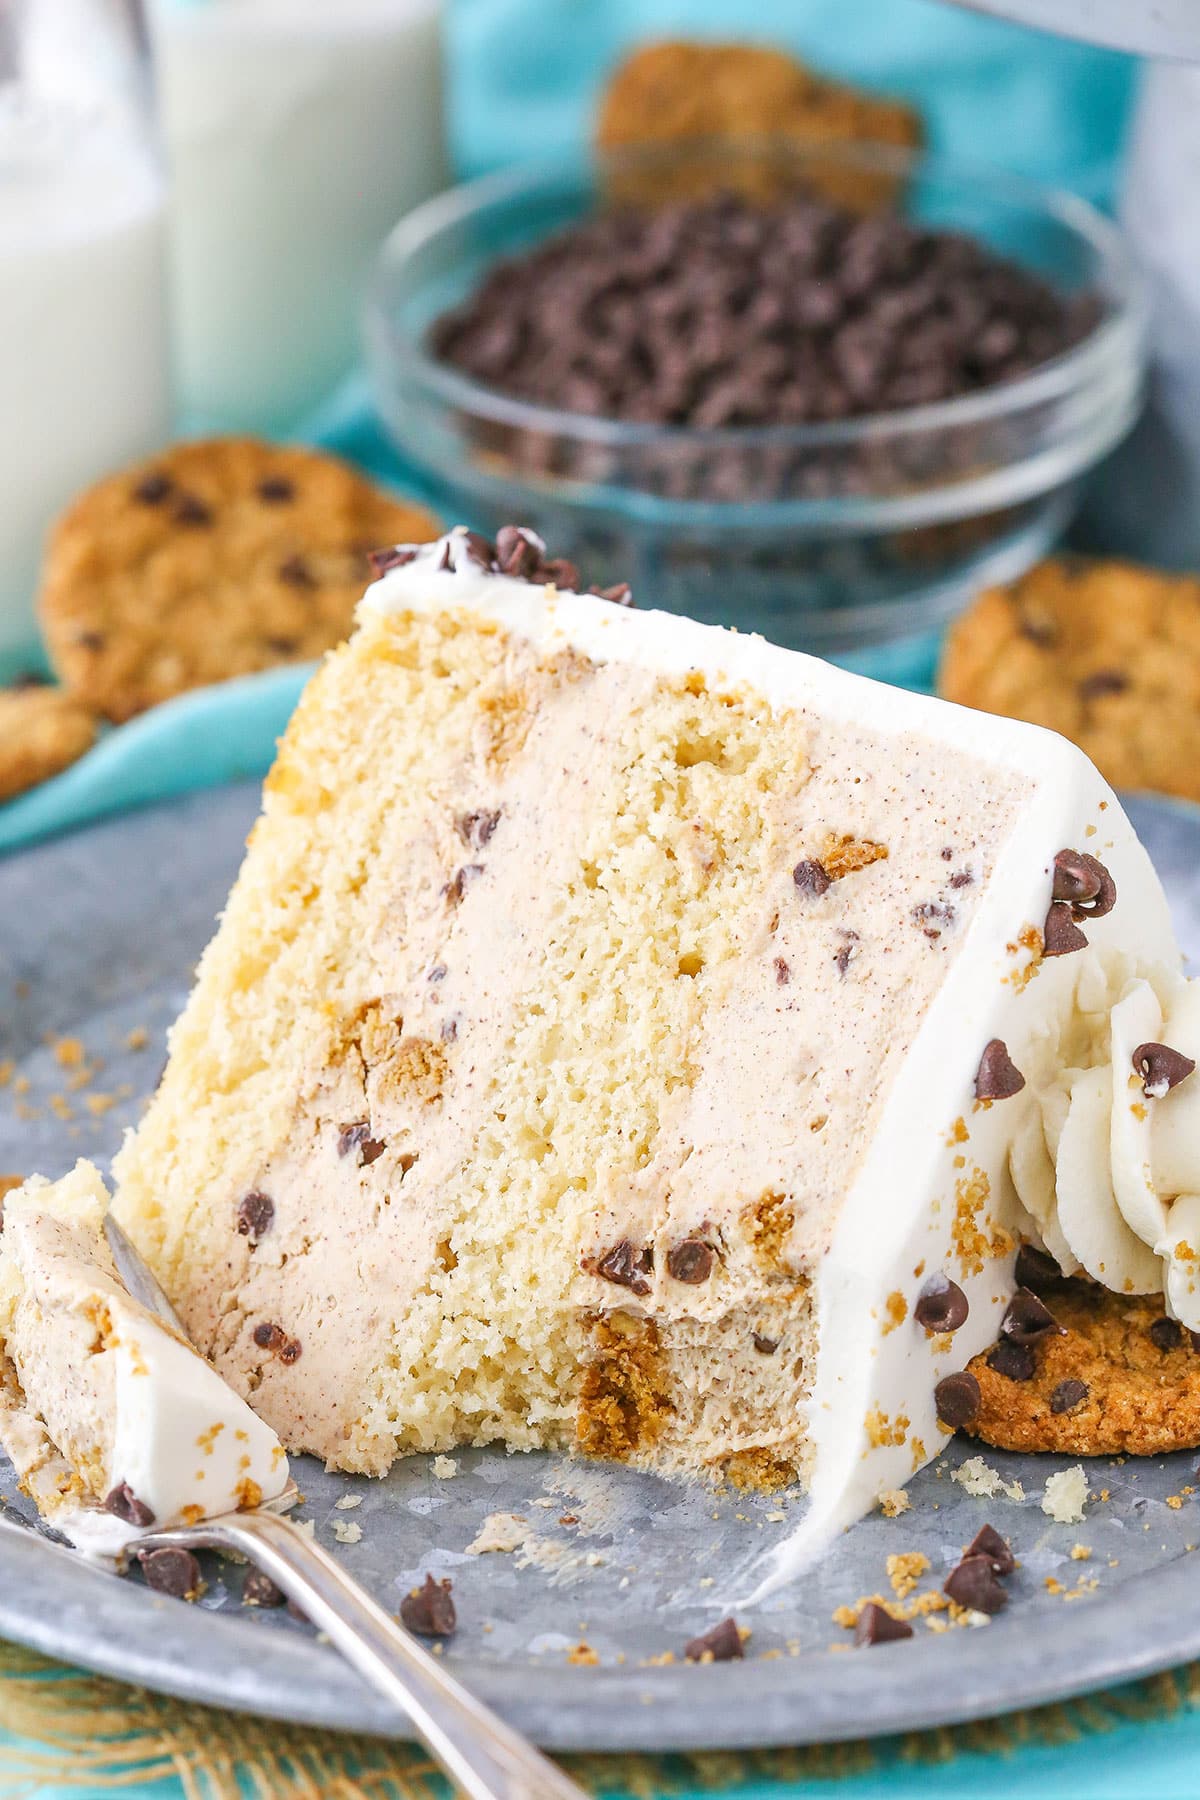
365;140;1145;669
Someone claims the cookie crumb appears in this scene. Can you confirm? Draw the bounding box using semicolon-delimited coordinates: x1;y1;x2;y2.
878;1488;911;1518
431;1455;458;1480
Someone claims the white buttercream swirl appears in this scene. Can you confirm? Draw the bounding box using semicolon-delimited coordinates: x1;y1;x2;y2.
1011;953;1200;1322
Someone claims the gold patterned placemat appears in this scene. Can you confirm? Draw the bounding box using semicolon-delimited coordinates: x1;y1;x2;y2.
2;1639;1200;1800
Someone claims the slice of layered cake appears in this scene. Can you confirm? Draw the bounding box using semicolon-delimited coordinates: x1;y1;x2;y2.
110;528;1200;1573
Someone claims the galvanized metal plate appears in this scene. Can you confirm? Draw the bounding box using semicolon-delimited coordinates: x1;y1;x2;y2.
1;782;1200;1751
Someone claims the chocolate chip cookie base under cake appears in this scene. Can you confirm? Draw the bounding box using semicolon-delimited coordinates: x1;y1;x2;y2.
108;530;1193;1579
968;1277;1200;1458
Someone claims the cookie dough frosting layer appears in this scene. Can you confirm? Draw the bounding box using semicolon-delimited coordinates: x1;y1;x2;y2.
111;529;1186;1589
0;1162;287;1556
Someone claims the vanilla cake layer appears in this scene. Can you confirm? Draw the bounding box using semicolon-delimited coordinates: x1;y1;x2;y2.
112;533;1187;1562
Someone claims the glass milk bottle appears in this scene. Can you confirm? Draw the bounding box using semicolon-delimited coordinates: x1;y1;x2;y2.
0;0;172;664
149;0;447;433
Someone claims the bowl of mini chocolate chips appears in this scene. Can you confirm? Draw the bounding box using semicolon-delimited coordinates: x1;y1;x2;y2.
365;138;1144;669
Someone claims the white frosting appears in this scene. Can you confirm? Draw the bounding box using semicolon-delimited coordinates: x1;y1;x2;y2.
364;532;1193;1594
0;1165;288;1558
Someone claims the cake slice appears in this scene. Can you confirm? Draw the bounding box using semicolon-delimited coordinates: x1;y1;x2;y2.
0;1162;288;1555
110;528;1199;1571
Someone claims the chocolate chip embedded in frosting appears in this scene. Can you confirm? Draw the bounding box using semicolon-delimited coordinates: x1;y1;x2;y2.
1001;1287;1063;1345
338;1121;386;1166
1050;1378;1088;1415
236;1191;274;1242
667;1238;715;1284
684;1617;745;1662
986;1338;1035;1381
965;1522;1015;1575
1014;1243;1061;1291
138;1546;203;1600
444;863;485;906
1043;901;1089;958
367;545;419;577
793;858;831;897
495;524;543;578
400;1573;457;1637
252;1322;302;1363
456;808;501;849
974;1039;1026;1101
914;1273;969;1333
773;957;791;986
934;1370;981;1427
279;1337;302;1365
943;1553;1007;1614
104;1482;155;1527
1052;849;1116;919
588;1239;653;1296
1133;1042;1197;1100
752;1333;779;1355
1150;1316;1183;1351
854;1602;913;1647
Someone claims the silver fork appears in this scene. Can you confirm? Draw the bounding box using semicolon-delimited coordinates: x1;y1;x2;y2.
95;1217;590;1800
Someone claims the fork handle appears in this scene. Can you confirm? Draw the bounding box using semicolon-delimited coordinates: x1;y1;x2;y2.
190;1510;588;1800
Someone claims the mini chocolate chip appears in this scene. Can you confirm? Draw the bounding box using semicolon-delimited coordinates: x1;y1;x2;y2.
1043;901;1088;957
774;957;790;986
914;1273;969;1333
1014;1243;1062;1291
834;934;859;977
278;554;316;589
1133;1042;1196;1099
337;1121;386;1166
438;539;456;571
495;525;543;577
139;1546;202;1600
444;864;485;905
975;1038;1026;1101
173;493;213;527
934;1370;981;1427
592;582;634;606
258;476;295;503
1001;1287;1063;1345
252;1321;285;1352
1052;849;1116;919
949;870;973;889
400;1574;456;1637
965;1523;1015;1575
793;859;831;897
236;1191;274;1241
279;1337;302;1365
986;1338;1035;1381
541;557;580;590
243;1568;286;1607
667;1238;715;1284
1019;612;1058;647
684;1617;744;1662
941;846;954;861
134;471;173;505
943;1553;1007;1614
854;1602;913;1647
459;529;496;569
368;546;418;577
1078;669;1128;701
265;635;299;654
456;809;501;849
752;1333;778;1355
104;1482;154;1527
590;1238;653;1296
1150;1316;1183;1351
76;630;105;651
1050;1378;1089;1414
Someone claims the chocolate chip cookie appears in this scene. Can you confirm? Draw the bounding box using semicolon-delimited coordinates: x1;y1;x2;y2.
0;681;98;804
596;40;923;212
967;1279;1200;1457
39;440;440;723
939;558;1200;802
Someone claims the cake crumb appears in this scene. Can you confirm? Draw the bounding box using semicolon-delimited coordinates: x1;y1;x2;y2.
333;1520;362;1545
878;1489;910;1518
53;1036;85;1069
886;1551;930;1600
1070;1543;1091;1561
1167;1495;1185;1511
334;1494;362;1510
1042;1466;1088;1524
125;1026;149;1051
432;1455;458;1479
952;1456;1024;1502
0;1060;13;1088
567;1643;599;1666
467;1512;529;1555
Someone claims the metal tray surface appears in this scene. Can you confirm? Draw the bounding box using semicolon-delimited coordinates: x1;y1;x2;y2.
2;782;1200;1752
